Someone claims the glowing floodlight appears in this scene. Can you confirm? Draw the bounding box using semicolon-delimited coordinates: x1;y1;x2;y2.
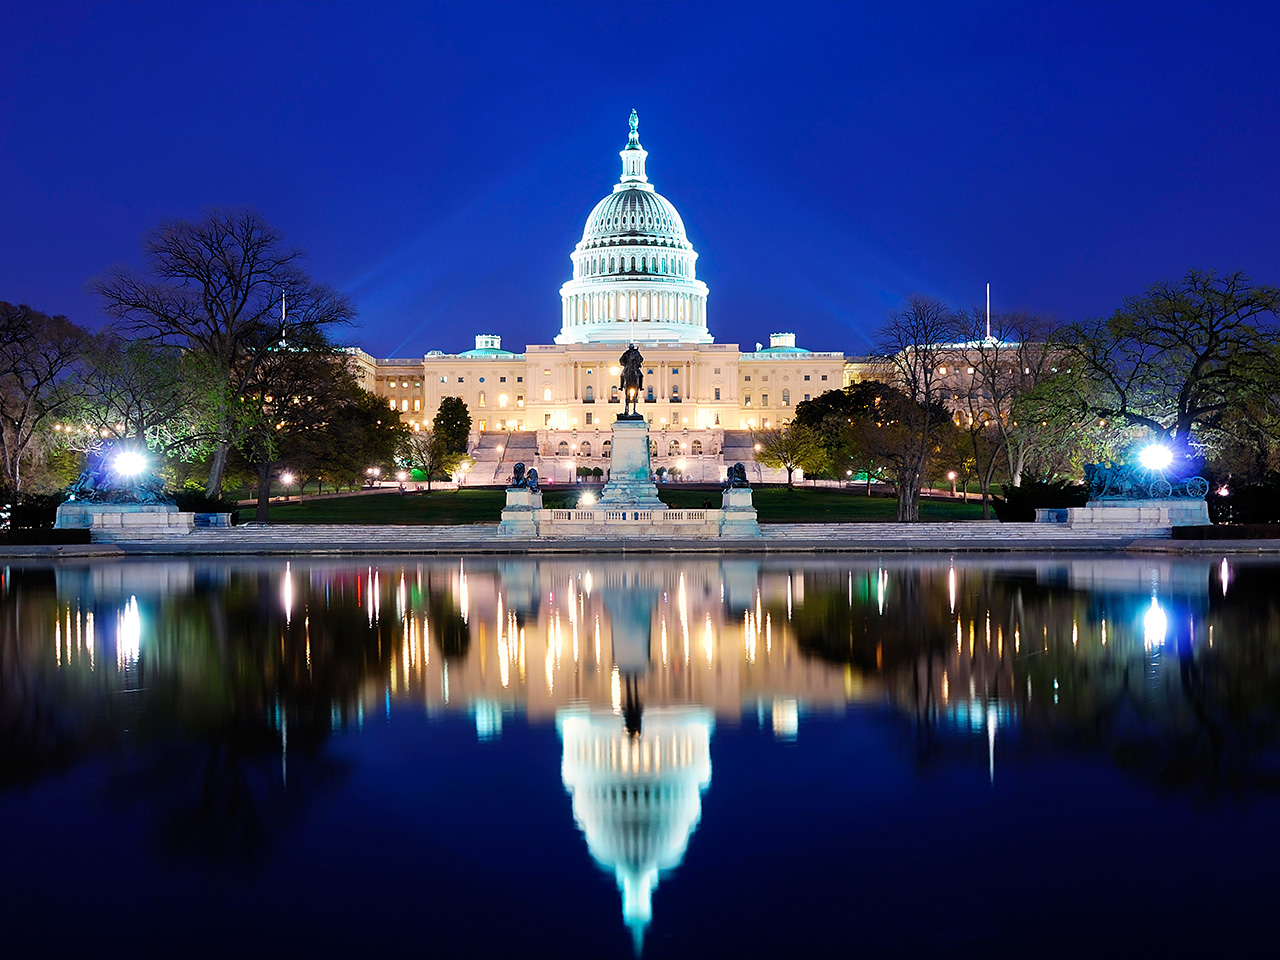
579;491;597;506
1138;444;1173;471
113;450;147;476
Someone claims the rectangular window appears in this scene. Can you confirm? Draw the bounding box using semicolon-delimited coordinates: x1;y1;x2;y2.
762;375;768;382
389;397;396;411
543;369;550;375
516;395;524;407
401;399;409;412
804;374;811;381
714;387;721;400
517;376;523;382
544;413;552;425
413;398;420;412
585;368;593;375
744;395;752;406
439;376;446;383
457;377;464;383
500;376;507;383
744;375;751;382
671;367;679;374
402;381;408;388
714;367;721;374
478;420;485;431
585;412;593;425
762;393;769;406
804;394;810;402
821;374;828;381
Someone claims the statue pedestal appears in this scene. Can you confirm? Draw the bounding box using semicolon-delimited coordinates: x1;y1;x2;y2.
1037;499;1210;533
54;502;194;541
719;487;762;537
498;487;543;536
599;419;666;510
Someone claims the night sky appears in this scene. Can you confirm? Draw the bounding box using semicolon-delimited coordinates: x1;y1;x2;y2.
3;0;1277;358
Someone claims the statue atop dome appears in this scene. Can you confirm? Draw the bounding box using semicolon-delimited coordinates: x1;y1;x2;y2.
627;108;639;146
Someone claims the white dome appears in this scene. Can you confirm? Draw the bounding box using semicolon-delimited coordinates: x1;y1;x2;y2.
557;111;711;345
580;188;691;252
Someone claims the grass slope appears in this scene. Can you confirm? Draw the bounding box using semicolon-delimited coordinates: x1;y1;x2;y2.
261;487;987;525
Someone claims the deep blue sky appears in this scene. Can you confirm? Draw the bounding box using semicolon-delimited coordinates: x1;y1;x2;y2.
3;1;1278;358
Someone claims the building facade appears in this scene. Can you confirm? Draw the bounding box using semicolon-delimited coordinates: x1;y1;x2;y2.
349;113;846;482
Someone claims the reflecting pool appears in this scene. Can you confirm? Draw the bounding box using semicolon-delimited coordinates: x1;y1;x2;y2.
2;555;1279;957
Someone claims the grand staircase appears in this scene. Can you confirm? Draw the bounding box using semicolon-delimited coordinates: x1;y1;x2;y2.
470;430;538;484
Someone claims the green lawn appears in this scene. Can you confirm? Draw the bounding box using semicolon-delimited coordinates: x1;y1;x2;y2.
258;486;988;524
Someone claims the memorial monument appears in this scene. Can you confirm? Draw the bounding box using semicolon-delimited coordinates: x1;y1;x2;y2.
54;444;195;539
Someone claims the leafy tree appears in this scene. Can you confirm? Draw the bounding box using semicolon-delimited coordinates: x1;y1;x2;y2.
232;330;373;521
0;302;87;493
432;396;472;455
401;428;466;492
92;209;355;498
1055;270;1280;453
753;424;828;489
284;381;407;495
841;381;956;518
66;334;221;465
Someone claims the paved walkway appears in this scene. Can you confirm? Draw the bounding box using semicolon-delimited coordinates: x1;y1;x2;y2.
5;522;1276;558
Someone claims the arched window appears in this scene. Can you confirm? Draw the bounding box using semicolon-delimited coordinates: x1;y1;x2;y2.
584;385;594;402
661;257;667;274
646;386;655;402
580;441;591;457
499;393;508;408
478;391;486;408
603;440;612;458
782;389;791;406
610;386;619;403
671;385;680;399
557;441;569;456
543;386;552;401
630;256;637;272
669;440;680;456
609;256;615;272
692;440;703;455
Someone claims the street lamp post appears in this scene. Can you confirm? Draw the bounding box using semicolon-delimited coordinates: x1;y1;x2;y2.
280;471;295;501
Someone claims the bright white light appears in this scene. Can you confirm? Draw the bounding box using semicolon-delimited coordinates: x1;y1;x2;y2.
279;472;294;485
1138;444;1173;471
113;450;146;476
1143;597;1168;648
579;491;597;506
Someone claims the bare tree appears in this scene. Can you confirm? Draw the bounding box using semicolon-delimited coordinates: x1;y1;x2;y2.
0;302;87;493
945;310;1062;514
878;296;960;520
92;209;355;498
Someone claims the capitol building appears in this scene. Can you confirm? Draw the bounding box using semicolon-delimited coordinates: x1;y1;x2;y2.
348;112;860;482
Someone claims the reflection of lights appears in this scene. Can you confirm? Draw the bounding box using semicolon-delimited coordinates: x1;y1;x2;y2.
876;567;886;614
610;666;621;712
948;563;956;613
282;562;293;624
116;596;141;670
987;704;998;784
1221;557;1230;597
772;699;798;740
1137;444;1173;471
1143;597;1168;648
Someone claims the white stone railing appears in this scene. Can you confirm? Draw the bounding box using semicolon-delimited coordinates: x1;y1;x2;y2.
544;508;710;524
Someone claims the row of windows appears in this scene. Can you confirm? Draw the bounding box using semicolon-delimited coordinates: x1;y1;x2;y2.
578;253;689;278
742;374;826;382
554;439;708;457
437;375;523;384
743;391;808;407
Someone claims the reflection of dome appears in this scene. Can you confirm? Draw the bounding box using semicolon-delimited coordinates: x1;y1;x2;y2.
558;706;713;953
557;111;711;345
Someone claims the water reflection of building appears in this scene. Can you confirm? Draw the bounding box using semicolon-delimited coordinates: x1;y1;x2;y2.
559;706;713;953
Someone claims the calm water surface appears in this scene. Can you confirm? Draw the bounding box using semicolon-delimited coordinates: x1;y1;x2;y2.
2;554;1279;958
